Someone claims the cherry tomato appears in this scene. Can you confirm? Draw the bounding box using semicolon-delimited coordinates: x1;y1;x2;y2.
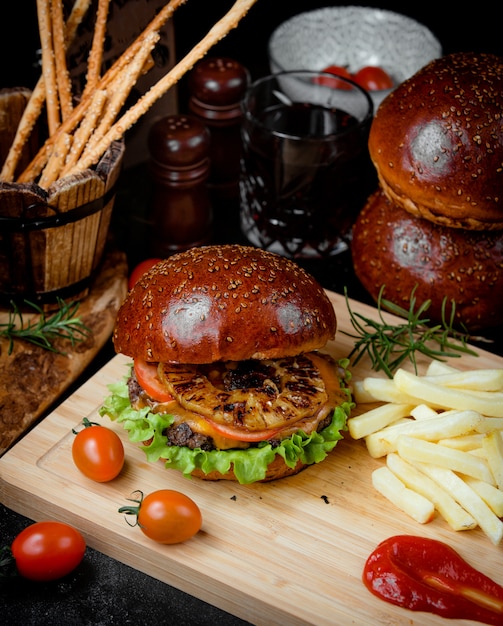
128;258;162;290
119;490;202;544
314;65;353;89
353;65;394;91
204;417;281;442
134;359;173;403
11;521;86;581
72;418;124;482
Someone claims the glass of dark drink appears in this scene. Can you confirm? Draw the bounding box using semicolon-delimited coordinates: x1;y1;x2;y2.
239;70;375;259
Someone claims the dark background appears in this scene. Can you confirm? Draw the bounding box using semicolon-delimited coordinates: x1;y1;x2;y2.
2;1;502;89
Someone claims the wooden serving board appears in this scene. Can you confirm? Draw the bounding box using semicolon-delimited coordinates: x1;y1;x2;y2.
0;290;501;626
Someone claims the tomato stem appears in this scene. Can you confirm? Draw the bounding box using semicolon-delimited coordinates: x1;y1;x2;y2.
118;490;144;527
72;416;100;435
0;545;17;578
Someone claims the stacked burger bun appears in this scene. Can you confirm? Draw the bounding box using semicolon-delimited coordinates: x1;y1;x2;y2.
351;52;503;332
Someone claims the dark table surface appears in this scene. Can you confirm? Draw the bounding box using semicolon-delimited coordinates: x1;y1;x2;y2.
2;2;503;625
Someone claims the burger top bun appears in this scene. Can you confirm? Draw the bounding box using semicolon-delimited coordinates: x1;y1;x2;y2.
368;52;503;231
351;189;503;331
114;245;336;363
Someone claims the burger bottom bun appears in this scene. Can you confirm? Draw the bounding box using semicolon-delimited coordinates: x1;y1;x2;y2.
190;457;307;482
351;189;503;332
378;174;503;231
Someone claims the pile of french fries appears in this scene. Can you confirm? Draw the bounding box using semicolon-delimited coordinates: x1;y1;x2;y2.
0;0;257;189
349;360;503;545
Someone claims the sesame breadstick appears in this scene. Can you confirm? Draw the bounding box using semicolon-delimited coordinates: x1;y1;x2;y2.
0;0;91;181
82;0;111;99
51;0;73;120
66;0;258;176
36;0;60;135
17;0;186;183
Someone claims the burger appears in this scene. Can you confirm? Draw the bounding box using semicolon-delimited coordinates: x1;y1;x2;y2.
100;244;352;484
351;51;503;332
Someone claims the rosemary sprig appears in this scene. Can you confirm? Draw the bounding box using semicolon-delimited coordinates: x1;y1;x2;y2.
0;298;91;355
343;285;478;378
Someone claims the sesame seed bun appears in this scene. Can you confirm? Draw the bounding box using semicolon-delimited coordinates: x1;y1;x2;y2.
368;52;503;231
351;188;503;331
113;244;336;363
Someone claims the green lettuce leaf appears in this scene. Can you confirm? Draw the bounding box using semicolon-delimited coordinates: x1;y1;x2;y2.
99;362;353;485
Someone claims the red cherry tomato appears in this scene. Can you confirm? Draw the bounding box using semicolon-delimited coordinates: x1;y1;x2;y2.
353;66;394;91
119;490;202;544
203;417;281;442
134;359;173;403
314;65;353;89
128;258;162;289
72;419;125;482
11;521;86;581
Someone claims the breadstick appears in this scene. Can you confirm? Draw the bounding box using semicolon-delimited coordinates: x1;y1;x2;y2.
51;0;73;120
61;88;107;174
36;0;60;135
0;0;91;182
67;0;258;176
38;131;72;189
18;0;186;183
82;0;110;99
80;31;160;164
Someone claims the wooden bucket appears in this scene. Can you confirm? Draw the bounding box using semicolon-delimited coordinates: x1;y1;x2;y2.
0;140;124;305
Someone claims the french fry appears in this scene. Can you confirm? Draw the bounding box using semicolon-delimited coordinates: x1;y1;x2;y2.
364;410;483;458
426;361;460;375
462;476;503;517
397;435;494;484
423;369;503;392
437;433;486;451
372;466;435;524
351;362;503;542
361;377;427;405
386;452;477;531
348;403;414;439
410;404;440;420
394;369;503;417
482;431;503;489
412;463;503;545
351;380;378;404
475;418;503;433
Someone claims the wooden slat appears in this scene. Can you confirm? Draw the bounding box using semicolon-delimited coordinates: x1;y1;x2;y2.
0;291;501;626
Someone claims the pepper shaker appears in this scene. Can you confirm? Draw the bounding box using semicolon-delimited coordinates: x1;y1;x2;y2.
188;57;249;201
147;114;213;255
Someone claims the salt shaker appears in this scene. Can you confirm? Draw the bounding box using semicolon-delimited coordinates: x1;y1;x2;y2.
188;57;249;201
147;114;213;255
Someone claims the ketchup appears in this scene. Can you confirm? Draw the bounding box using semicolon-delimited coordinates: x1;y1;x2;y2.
363;535;503;625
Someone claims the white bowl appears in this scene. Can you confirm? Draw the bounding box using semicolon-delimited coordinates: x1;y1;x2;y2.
268;6;442;110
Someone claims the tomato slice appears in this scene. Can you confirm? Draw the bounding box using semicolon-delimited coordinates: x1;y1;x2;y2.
203;417;281;442
134;359;173;403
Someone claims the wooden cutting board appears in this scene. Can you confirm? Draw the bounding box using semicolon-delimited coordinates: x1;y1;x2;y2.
0;247;128;455
0;290;501;626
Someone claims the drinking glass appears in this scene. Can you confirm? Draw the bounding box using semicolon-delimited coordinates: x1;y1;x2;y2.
239;70;375;259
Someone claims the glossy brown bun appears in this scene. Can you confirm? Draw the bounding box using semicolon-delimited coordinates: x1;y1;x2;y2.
114;244;336;363
368;52;503;231
191;457;306;482
351;188;503;331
